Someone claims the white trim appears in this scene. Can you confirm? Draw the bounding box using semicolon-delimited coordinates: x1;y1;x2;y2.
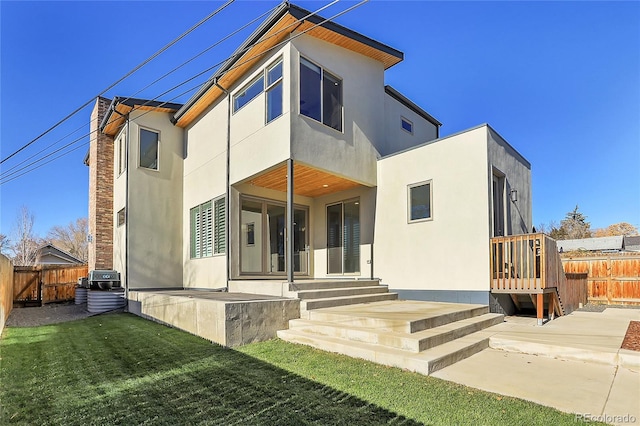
407;180;433;223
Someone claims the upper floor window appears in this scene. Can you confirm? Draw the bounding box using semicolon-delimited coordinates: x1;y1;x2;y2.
300;57;342;132
232;58;283;124
117;130;127;175
266;60;283;123
139;128;159;170
401;117;413;134
234;75;264;112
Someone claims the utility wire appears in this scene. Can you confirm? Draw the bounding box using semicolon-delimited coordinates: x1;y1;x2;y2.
1;0;342;182
0;0;234;165
1;0;367;185
1;2;280;177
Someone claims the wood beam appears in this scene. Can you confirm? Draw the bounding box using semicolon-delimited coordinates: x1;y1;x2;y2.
536;293;544;326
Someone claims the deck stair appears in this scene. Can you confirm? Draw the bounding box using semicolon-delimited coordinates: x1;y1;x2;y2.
277;300;504;375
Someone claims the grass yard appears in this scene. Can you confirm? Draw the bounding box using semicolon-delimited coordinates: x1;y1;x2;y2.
0;314;596;425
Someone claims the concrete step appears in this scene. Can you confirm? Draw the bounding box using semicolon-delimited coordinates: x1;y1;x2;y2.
288;280;380;291
295;285;390;300
288;313;504;353
277;328;491;375
300;292;398;312
307;303;489;333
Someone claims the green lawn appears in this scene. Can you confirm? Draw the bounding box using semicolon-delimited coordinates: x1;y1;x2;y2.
0;314;595;425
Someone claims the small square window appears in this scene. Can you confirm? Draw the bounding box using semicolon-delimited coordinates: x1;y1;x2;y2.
408;181;432;222
117;208;126;227
401;117;413;134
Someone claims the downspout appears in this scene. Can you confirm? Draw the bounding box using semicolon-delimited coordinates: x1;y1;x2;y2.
286;159;294;283
214;79;231;287
125;116;130;297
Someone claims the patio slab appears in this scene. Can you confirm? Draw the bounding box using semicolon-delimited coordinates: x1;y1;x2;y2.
432;308;640;424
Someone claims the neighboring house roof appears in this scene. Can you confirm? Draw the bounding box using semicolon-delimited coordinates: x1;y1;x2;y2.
36;244;85;265
101;97;184;137
172;2;404;128
623;235;640;252
384;86;442;127
556;236;624;252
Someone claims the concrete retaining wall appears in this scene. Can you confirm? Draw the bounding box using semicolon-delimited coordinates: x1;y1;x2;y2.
128;291;299;347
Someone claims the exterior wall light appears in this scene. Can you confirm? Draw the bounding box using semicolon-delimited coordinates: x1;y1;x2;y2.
510;189;518;202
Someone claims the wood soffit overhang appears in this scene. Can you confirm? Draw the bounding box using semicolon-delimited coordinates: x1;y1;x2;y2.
173;10;403;128
246;163;363;198
102;103;180;137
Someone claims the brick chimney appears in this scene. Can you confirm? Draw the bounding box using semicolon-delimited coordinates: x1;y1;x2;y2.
87;97;114;270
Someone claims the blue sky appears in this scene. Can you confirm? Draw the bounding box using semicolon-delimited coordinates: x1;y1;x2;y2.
1;0;639;238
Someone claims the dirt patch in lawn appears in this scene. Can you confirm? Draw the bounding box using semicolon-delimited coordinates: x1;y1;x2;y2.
621;321;640;352
6;303;92;327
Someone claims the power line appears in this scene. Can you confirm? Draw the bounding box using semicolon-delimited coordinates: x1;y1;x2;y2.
1;2;280;178
1;0;367;185
0;0;235;165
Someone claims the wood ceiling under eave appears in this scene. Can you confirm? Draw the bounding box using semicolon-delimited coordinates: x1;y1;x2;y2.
174;13;403;128
102;103;181;136
247;163;364;198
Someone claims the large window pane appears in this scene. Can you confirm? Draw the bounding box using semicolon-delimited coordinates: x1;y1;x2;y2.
266;83;282;123
409;183;432;221
343;200;360;273
267;60;282;86
233;75;264;112
139;128;158;170
323;71;342;131
267;204;286;273
241;200;263;273
327;203;343;274
300;57;321;122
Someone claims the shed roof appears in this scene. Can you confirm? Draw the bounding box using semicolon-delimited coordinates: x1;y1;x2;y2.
556;236;624;252
36;244;85;265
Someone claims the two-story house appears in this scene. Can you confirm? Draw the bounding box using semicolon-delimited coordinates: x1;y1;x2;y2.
87;3;532;316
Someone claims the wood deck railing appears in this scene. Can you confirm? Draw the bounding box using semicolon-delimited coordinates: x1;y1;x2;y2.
490;233;587;320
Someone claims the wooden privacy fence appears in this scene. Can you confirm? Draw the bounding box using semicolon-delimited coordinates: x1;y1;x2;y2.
13;265;88;307
561;255;640;305
1;254;14;333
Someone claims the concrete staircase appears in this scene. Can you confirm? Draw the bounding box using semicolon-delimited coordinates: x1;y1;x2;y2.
288;279;398;316
277;300;504;375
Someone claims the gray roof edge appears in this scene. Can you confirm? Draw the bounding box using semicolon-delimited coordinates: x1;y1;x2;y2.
379;123;489;160
384;85;442;127
486;125;531;169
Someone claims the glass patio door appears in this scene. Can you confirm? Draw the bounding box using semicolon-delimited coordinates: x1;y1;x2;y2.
327;199;360;274
241;197;308;275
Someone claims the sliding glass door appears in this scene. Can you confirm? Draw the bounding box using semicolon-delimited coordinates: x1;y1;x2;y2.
240;197;308;275
327;199;360;274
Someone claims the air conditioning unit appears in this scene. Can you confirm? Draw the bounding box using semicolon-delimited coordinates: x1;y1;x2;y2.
88;270;121;290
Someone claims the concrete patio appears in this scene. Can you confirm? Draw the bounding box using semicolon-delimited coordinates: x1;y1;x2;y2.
433;308;640;425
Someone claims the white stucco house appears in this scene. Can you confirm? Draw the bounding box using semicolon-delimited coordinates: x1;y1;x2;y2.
87;3;532;315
